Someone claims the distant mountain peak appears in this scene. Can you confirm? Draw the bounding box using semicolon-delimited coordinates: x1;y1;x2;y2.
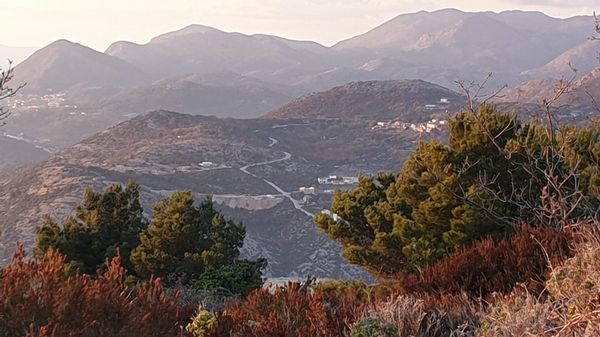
150;24;224;43
47;39;79;47
14;38;152;95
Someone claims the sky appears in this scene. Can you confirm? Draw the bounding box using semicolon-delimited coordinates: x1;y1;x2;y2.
0;0;598;51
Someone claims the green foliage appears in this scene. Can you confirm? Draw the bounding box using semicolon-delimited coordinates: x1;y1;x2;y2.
130;192;248;283
352;317;399;337
187;310;218;337
193;259;267;296
317;105;600;277
35;182;147;275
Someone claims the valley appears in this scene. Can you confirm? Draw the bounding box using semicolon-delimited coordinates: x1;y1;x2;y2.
0;111;421;279
0;8;599;281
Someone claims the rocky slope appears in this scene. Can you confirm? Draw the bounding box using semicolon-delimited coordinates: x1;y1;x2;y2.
0;110;419;279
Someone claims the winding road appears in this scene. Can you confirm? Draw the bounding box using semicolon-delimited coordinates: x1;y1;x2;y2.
239;137;314;218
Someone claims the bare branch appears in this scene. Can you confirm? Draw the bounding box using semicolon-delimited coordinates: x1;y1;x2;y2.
0;60;26;125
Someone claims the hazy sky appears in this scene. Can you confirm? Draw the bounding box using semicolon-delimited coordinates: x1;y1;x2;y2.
1;0;598;51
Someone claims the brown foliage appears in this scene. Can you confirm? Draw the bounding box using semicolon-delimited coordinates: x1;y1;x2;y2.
397;225;575;298
206;280;368;337
0;245;195;337
352;292;480;337
478;225;600;336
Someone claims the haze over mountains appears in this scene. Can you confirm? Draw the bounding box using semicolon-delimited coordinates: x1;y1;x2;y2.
1;10;594;153
1;8;599;279
0;45;37;65
13;9;600;98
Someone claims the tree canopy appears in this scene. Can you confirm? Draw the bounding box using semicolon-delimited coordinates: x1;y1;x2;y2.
316;105;600;278
35;185;265;294
130;192;249;284
35;182;146;275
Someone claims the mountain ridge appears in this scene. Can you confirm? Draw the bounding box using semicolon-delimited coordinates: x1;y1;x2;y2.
265;79;465;121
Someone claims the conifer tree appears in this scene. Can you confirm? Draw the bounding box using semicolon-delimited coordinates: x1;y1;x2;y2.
317;105;600;278
35;182;147;274
130;192;248;283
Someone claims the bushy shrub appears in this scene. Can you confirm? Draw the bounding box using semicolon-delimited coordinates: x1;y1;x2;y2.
131;193;249;283
35;182;147;275
477;290;555;337
478;225;600;336
0;245;194;337
398;225;574;297
187;310;218;337
352;317;398;337
200;279;367;337
193;259;267;296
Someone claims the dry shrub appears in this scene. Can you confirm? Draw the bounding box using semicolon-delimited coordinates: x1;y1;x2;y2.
0;245;194;337
398;225;574;297
202;280;368;337
545;229;600;336
352;293;480;337
478;223;600;337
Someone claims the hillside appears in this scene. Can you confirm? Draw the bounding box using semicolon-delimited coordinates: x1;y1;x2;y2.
502;68;600;107
99;72;293;119
265;80;465;121
0;135;50;168
0;110;420;279
497;67;600;125
522;40;600;79
2;9;598;176
13;40;152;98
105;24;338;83
334;9;592;74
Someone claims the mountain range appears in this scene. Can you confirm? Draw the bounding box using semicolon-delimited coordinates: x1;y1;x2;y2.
1;8;599;279
12;9;600;99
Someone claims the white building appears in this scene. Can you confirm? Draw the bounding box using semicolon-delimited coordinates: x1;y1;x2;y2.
299;186;316;194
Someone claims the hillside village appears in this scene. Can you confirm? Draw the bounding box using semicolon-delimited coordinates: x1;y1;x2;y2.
371;97;452;132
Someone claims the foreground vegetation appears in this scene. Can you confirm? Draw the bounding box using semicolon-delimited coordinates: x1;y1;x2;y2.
0;104;598;337
2;219;599;336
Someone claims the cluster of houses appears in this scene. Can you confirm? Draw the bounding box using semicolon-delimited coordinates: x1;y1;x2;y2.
297;175;360;195
317;175;359;185
10;93;70;110
371;97;452;133
410;118;447;133
372;118;447;133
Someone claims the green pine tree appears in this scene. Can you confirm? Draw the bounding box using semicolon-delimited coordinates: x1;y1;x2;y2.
130;192;249;284
35;182;147;275
317;105;600;278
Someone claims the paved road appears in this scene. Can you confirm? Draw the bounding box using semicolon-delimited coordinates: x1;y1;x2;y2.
239;137;314;218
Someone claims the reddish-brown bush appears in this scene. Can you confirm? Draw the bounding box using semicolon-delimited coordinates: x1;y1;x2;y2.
397;225;575;297
0;245;195;337
205;280;368;337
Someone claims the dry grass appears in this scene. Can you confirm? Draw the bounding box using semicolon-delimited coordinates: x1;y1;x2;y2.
351;293;480;337
477;222;600;337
